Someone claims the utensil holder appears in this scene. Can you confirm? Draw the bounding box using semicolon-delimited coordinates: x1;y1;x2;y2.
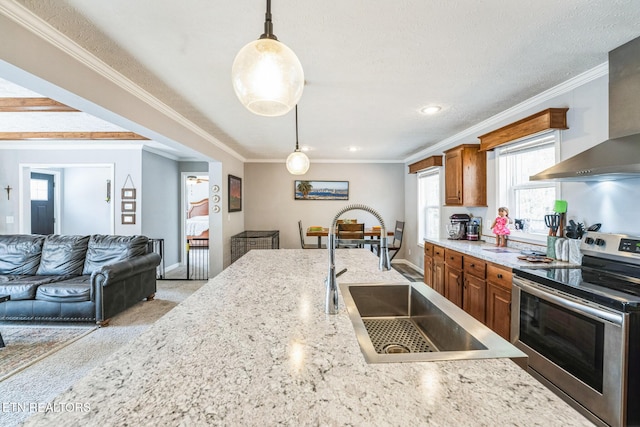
546;236;558;259
567;239;582;265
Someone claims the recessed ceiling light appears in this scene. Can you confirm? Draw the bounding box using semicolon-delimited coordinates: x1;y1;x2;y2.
348;146;360;152
420;105;442;115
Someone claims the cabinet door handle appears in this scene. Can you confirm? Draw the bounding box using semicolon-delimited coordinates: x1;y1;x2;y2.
497;273;503;279
470;264;475;267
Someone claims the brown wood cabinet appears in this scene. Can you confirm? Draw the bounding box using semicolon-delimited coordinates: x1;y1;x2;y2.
443;249;463;307
462;255;487;323
443;144;487;206
423;243;434;288
485;263;513;341
426;245;514;340
432;245;445;296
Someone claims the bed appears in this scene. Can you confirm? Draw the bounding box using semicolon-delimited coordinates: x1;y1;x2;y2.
186;198;209;241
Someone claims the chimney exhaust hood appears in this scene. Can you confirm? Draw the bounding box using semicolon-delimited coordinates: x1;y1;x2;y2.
529;133;640;181
531;36;640;182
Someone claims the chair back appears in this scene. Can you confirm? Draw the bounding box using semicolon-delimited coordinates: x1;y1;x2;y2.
337;223;364;248
337;223;364;237
298;220;306;248
393;221;405;245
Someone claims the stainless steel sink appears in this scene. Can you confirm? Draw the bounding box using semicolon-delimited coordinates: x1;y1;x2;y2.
339;282;527;365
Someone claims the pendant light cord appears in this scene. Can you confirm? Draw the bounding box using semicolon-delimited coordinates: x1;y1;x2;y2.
260;0;277;40
295;104;300;151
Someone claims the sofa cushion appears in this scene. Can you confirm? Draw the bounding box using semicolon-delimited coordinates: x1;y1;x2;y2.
35;277;91;303
36;235;90;276
0;234;46;275
0;274;65;300
83;234;149;275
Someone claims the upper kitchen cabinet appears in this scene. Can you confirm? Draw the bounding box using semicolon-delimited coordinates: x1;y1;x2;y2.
444;144;486;206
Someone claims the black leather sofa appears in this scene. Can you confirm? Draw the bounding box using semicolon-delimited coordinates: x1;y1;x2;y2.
0;234;161;326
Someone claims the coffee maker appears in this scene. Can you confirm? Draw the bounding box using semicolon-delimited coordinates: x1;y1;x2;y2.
447;214;471;240
466;217;482;241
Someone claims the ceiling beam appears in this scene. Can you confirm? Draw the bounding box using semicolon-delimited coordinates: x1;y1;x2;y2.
0;131;148;140
0;97;79;112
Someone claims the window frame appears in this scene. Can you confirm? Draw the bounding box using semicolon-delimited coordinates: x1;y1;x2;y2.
417;168;441;246
494;130;561;243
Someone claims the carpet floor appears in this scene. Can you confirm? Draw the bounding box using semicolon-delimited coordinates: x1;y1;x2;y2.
0;325;97;382
0;279;205;427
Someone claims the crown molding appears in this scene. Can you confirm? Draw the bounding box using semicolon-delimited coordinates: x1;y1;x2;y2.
245;158;404;164
0;1;246;163
404;62;609;164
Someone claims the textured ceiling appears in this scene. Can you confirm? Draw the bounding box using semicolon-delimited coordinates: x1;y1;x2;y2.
3;0;640;162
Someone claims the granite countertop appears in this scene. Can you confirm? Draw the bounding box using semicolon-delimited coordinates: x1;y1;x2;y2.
24;249;591;426
424;237;579;269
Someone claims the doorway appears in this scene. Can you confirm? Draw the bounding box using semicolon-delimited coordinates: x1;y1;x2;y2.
30;172;55;235
164;173;210;280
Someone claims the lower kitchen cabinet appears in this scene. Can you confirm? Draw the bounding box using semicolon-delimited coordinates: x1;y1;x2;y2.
485;264;513;341
463;273;486;323
433;258;445;295
423;243;434;288
444;249;463;307
431;244;445;296
423;244;513;340
463;255;487;323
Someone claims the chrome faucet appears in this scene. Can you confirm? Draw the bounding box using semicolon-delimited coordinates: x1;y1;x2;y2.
325;204;391;314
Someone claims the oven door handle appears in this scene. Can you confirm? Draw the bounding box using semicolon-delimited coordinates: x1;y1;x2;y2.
514;277;624;326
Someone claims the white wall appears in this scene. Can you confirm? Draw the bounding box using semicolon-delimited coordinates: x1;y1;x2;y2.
62;166;111;235
404;71;640;269
245;162;405;250
141;151;181;267
0;146;141;235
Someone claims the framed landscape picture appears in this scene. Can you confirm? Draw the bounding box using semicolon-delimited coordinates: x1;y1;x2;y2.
294;180;349;200
228;174;242;212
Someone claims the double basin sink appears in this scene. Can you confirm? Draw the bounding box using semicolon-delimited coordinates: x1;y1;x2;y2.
339;281;526;366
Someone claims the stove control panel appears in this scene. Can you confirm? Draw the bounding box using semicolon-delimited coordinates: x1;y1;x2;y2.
582;231;640;261
620;238;640;254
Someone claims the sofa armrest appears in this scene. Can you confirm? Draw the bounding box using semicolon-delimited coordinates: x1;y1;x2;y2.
92;253;161;287
92;252;161;324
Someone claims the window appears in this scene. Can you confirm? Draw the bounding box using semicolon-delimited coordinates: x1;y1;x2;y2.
30;179;49;201
496;131;559;240
417;169;440;243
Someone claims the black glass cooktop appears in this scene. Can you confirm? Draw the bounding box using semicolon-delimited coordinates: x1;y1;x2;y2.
515;256;640;312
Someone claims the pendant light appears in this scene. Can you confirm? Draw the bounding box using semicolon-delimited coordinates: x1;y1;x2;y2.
286;105;310;175
232;0;304;117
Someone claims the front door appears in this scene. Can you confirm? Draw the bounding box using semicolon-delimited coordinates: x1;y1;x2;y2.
30;172;55;235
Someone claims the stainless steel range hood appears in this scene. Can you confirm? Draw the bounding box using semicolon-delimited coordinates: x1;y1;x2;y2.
531;36;640;182
530;133;640;181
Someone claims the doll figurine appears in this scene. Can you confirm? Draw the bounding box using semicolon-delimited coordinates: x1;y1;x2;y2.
491;207;511;247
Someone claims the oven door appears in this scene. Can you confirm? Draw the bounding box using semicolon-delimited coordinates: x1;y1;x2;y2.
512;276;627;427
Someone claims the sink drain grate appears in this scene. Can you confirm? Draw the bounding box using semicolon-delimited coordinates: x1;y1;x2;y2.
362;318;437;354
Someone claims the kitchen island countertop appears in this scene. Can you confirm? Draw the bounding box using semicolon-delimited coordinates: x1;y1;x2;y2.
24;249;591;426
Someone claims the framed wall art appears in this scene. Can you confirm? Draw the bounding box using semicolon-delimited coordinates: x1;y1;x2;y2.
121;201;136;212
228;174;242;212
121;188;136;199
121;213;136;224
294;180;349;200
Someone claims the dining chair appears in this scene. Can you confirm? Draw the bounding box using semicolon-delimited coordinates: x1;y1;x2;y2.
299;220;325;249
375;220;404;260
337;223;365;248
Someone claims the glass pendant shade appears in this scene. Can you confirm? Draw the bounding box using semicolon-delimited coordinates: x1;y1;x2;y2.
286;150;310;175
232;38;304;117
